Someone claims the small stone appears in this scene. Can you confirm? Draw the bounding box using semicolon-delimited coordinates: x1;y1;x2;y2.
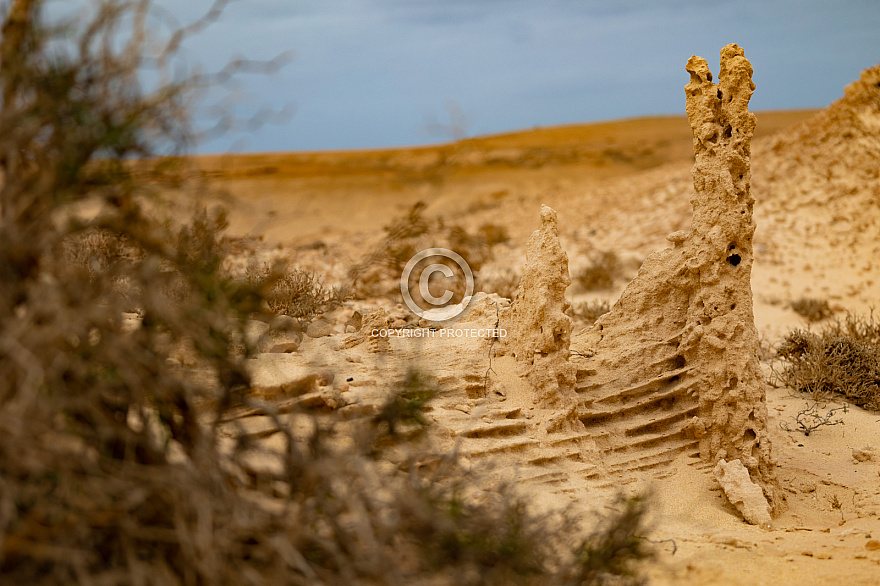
256;329;303;353
853;445;875;462
315;370;335;386
713;458;772;526
268;341;299;353
245;319;271;346
865;540;880;550
270;314;302;332
306;319;334;338
345;310;363;332
296;389;343;411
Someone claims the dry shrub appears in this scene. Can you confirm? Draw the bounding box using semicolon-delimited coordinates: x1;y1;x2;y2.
347;201;430;298
0;1;284;583
447;224;491;270
575;251;622;291
248;264;344;320
776;312;880;409
572;299;611;324
478;222;510;246
0;3;657;584
789;297;834;322
62;228;142;279
780;401;848;436
563;493;654;586
348;202;504;300
478;267;520;300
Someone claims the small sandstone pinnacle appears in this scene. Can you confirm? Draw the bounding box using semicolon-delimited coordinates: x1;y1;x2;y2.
500;205;577;408
714;458;771;526
571;44;779;511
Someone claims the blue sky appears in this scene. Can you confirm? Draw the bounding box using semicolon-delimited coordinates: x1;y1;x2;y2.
155;0;880;152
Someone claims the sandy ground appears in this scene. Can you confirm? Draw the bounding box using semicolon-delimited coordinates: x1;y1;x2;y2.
197;76;880;583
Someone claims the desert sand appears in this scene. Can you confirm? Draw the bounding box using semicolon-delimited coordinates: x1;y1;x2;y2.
197;47;880;584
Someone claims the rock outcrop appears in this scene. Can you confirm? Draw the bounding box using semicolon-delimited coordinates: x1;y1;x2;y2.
500;205;577;409
342;308;391;353
572;44;779;509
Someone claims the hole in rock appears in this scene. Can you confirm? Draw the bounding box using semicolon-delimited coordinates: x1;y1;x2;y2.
673;355;686;369
744;428;757;441
727;254;741;266
728;242;737;251
717;89;722;99
723;125;732;138
727;376;738;390
730;303;736;310
707;72;713;81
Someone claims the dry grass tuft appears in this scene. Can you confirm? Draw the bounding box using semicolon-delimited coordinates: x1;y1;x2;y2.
789;297;834;322
776;312;880;409
572;299;612;324
574;251;623;291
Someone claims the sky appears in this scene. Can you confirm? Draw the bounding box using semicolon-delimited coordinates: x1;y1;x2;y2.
150;0;880;153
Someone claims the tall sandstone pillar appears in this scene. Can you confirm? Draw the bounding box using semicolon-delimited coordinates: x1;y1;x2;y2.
572;44;779;510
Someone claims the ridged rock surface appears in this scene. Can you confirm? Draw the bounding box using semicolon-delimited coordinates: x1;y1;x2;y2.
571;44;779;510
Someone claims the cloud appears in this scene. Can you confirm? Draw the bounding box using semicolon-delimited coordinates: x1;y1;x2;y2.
145;0;880;152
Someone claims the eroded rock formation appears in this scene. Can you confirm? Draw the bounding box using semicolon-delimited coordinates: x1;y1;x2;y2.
342;308;391;353
571;44;779;509
713;458;772;526
500;205;577;409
